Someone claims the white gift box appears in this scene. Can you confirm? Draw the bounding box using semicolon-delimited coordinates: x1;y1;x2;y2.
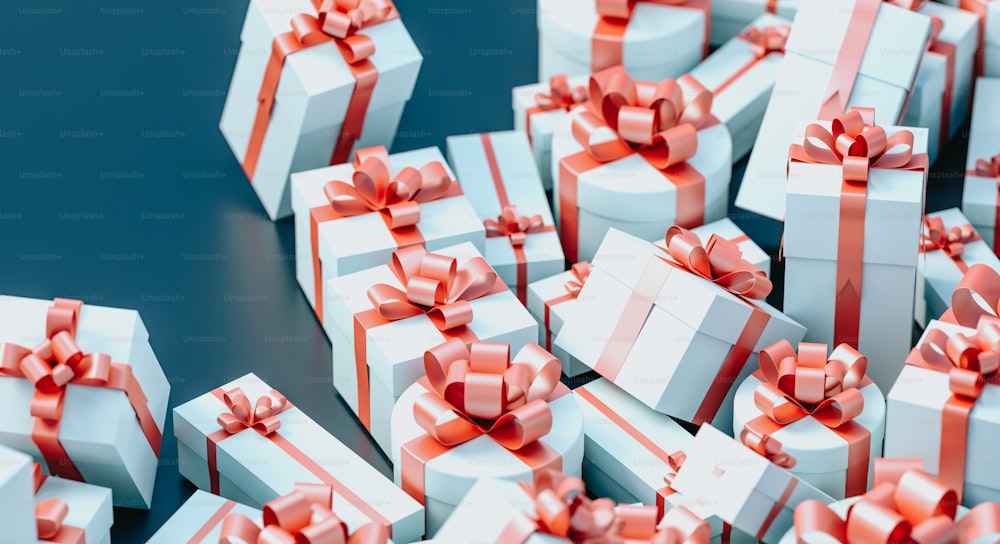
670;425;833;544
35;472;114;544
0;445;38;543
172;372;424;542
916;208;1000;327
903;53;947;165
291;146;485;327
732;373;886;500
734;0;931;220
961;77;1000;252
512;74;589;191
526;264;594;378
989;2;1000;76
390;378;584;536
710;0;797;44
445;131;565;298
431;479;570;544
688;14;792;161
219;0;422;220
0;296;169;510
783;122;929;393
536;0;708;82
554;228;806;432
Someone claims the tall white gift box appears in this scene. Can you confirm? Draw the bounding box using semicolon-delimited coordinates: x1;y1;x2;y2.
961;77;1000;253
291;146;484;330
0;445;38;543
734;0;931;221
709;0;797;44
536;0;709;82
512;74;589;190
326;242;537;454
172;372;425;542
554;228;806;433
219;0;422;220
989;1;1000;75
0;296;169;510
526;262;595;378
34;470;115;544
783;113;929;393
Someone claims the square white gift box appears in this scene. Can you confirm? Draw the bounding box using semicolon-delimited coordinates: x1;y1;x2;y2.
219;0;422;220
526;261;595;378
390;340;584;536
0;445;40;543
734;0;931;221
536;0;709;82
0;296;169;510
512;74;589;191
670;424;834;544
33;466;114;544
554;228;805;433
291;145;484;328
326;242;538;455
550;66;732;263
961;77;1000;253
172;372;424;542
783;112;929;393
446;131;565;303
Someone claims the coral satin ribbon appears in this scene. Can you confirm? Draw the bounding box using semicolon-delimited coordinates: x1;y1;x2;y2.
32;466;86;544
187;499;237;544
542;261;592;352
591;0;711;71
919;216;980;274
817;0;881;120
525;75;587;146
767;0;778;13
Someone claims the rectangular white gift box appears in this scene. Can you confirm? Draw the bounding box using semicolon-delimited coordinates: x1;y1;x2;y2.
512;74;589;191
35;471;114;544
554;228;806;433
884;319;1000;507
326;242;538;455
291;146;485;327
536;0;708;82
445;131;565;299
526;263;595;378
783;122;929;394
989;2;1000;76
0;445;41;543
734;0;931;221
710;0;798;44
671;425;834;544
430;479;571;543
172;372;424;542
915;208;1000;327
219;0;422;220
0;295;169;510
961;77;1000;252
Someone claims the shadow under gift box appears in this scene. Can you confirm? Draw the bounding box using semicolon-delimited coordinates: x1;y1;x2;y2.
219;0;422;220
961;77;1000;253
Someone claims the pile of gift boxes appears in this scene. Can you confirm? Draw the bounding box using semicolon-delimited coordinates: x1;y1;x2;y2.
4;0;1000;542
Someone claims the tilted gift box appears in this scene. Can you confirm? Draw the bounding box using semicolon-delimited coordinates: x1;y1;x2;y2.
0;445;41;543
526;262;595;378
445;131;564;303
961;77;1000;254
512;74;589;191
734;0;931;221
554;227;806;433
326;243;537;455
172;372;424;542
551;67;732;263
291;145;484;332
390;340;584;535
710;0;797;44
219;0;422;220
0;296;169;509
536;0;709;82
33;465;114;544
783;112;929;393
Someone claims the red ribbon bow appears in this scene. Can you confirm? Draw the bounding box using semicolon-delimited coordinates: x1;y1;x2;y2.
973;152;1000;180
534;74;588;113
300;0;394;64
921;216;979;259
739;426;796;469
914;318;1000;399
219;482;388;544
794;459;1000;543
663;225;772;299
737;23;790;58
485;206;549;247
564;261;593;299
322;146;455;230
948;264;1000;328
216;387;289;436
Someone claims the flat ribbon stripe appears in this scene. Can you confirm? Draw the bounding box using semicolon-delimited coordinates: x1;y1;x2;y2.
755;477;798;541
660;162;706;229
591;17;627;72
929;40;957;154
940;394;976;501
525;106;540;145
544;292;575;351
959;0;987;77
729;234;750;243
575;387;675;463
816;0;880;120
31;409;83;481
558;151;600;263
766;0;778;13
709;44;783;97
206;428;231;495
833;180;867;349
515;245;529;305
329;58;379;165
187;499;237;544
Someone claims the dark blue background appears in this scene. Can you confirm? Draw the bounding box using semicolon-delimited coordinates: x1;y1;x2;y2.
0;1;968;542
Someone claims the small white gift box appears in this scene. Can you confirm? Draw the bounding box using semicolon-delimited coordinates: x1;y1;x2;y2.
526;262;595;378
512;74;589;190
783;114;929;393
710;0;798;44
34;469;114;544
445;131;565;302
961;77;1000;253
554;228;806;433
390;341;584;536
536;0;709;82
0;445;40;543
670;425;834;544
219;0;422;220
0;296;169;510
326;242;538;454
172;372;424;542
291;146;484;328
734;0;931;221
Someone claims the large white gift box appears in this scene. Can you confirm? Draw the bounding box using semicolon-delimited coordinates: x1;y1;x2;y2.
390;340;584;536
219;0;422;220
536;0;709;82
783;114;929;393
551;67;732;263
554;228;806;433
172;372;424;542
291;146;484;329
526;262;595;378
34;469;114;544
512;74;589;191
961;77;1000;253
326;242;537;454
0;296;169;510
734;0;931;221
0;445;40;543
670;425;834;544
446;131;564;303
710;0;797;44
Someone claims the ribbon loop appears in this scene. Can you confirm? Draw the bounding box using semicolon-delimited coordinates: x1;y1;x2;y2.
738;23;790;58
663;226;772;299
217;387;289;436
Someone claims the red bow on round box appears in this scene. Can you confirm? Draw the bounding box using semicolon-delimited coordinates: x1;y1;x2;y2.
219;482;389;544
921;216;980;267
662;226;772;299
